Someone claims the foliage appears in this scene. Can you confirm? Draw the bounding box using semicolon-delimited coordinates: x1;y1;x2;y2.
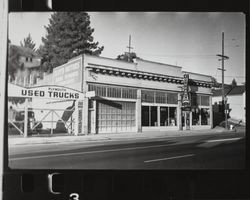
20;33;36;51
116;52;138;63
8;45;23;81
231;78;237;87
38;12;104;73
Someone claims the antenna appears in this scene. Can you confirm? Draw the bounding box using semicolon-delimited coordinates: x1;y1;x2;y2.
126;35;133;54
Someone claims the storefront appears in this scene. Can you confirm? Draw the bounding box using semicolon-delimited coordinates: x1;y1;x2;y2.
36;54;213;135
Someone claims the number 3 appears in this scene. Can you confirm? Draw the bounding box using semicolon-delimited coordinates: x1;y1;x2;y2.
69;193;79;200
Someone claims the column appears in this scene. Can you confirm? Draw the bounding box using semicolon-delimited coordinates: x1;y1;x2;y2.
74;100;79;136
82;96;89;135
209;95;213;129
177;93;183;131
24;98;28;137
136;89;142;133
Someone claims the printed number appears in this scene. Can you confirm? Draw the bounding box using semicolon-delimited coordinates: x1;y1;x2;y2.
69;193;79;200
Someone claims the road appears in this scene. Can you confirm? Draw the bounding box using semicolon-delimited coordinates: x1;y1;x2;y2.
9;131;245;169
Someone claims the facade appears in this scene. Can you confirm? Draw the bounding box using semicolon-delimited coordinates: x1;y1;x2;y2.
34;54;214;135
212;85;245;123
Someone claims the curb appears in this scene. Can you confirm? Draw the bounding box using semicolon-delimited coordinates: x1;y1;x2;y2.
8;129;231;146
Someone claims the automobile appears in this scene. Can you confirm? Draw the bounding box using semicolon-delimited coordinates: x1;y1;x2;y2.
12;110;43;135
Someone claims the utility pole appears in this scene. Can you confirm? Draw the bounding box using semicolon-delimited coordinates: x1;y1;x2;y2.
216;32;229;129
127;35;133;54
126;35;134;62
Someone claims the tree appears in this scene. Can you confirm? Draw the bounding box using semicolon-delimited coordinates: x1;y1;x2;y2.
20;33;36;50
231;78;237;87
38;12;104;73
117;52;138;63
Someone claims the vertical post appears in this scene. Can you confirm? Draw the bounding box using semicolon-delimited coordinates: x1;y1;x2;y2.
74;100;79;136
24;98;28;137
51;110;53;135
209;95;213;128
136;89;142;133
221;32;228;130
178;93;182;130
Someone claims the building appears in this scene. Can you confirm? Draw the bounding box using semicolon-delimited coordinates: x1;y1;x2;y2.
212;85;245;124
9;45;42;86
32;54;214;135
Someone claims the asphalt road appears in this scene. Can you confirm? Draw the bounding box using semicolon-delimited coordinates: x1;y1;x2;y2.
9;131;245;169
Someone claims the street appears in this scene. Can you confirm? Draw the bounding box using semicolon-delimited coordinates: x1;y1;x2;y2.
9;131;245;169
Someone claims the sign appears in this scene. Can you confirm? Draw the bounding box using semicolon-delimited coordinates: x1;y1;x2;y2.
86;91;96;98
182;74;190;107
8;83;84;100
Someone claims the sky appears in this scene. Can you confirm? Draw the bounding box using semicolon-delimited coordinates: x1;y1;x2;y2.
8;12;246;84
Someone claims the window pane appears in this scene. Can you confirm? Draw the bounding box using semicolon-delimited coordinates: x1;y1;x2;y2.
142;90;154;103
150;106;158;126
142;106;149;126
160;107;168;126
201;108;210;125
169;107;177;126
167;93;178;104
122;88;137;99
192;108;200;125
155;92;167;103
201;95;210;106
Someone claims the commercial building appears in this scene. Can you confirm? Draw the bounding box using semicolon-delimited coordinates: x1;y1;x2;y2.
34;54;214;135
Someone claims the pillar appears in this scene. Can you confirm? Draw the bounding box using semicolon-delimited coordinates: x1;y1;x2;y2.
136;89;142;133
24;98;28;137
81;96;89;135
74;100;79;136
209;95;213;129
178;93;183;131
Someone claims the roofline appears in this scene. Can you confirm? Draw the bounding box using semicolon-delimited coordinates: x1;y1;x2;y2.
182;70;212;78
83;53;137;65
136;58;182;68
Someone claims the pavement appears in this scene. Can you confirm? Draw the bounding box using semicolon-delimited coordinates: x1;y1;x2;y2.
8;126;239;147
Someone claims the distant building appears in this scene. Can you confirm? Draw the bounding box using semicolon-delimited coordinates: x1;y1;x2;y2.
212;85;245;124
9;45;42;86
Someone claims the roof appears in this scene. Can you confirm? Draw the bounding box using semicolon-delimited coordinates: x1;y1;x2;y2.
9;45;42;58
212;85;245;97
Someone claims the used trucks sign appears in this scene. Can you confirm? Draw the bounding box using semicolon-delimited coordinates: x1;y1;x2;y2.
8;83;84;100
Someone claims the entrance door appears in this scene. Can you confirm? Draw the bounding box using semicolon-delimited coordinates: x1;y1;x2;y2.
182;111;191;130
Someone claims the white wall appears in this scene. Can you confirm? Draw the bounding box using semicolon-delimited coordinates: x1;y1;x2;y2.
212;95;245;122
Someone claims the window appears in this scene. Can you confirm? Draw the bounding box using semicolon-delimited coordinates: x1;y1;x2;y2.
169;107;177;126
142;106;149;126
142;90;154;103
155;92;167;103
30;57;33;62
201;95;210;106
122;88;137;99
201;108;210;125
192;108;200;125
25;57;28;62
89;84;106;97
107;86;121;98
160;107;168;126
167;93;178;104
150;106;158;126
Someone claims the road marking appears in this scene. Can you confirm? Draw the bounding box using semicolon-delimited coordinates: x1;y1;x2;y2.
9;143;174;161
144;154;195;163
205;137;242;143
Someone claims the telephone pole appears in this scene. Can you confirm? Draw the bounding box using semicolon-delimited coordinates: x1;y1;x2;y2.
216;32;229;129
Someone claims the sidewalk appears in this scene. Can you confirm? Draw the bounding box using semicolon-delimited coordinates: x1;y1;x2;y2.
8;127;232;147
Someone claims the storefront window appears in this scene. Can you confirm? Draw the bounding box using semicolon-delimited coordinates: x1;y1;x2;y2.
160;107;168;126
169;107;177;126
192;108;200;125
201;108;210;125
167;93;178;104
150;106;158;126
156;92;167;103
142;90;154;103
107;87;121;98
142;106;149;126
